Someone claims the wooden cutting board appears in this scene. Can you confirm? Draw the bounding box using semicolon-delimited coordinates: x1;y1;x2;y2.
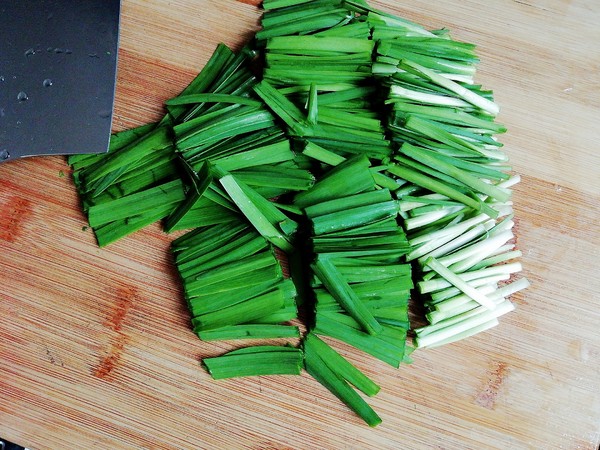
1;1;599;448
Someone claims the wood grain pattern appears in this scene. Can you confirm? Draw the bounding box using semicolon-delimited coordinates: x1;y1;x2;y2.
1;1;599;449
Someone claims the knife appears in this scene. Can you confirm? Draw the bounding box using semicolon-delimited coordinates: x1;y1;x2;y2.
0;436;28;450
0;0;121;164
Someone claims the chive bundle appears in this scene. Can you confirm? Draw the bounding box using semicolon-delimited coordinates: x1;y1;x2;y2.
290;155;412;422
68;0;529;427
409;212;529;348
69;125;180;246
366;9;528;348
68;44;258;246
257;0;363;40
259;8;392;162
171;222;300;340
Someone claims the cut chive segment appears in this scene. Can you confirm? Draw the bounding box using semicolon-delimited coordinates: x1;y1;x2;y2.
313;312;408;368
197;324;300;341
304;333;380;397
399;60;499;116
203;346;303;380
304;333;382;427
295;155;374;208
424;256;496;310
388;163;498;219
217;171;297;253
312;256;383;336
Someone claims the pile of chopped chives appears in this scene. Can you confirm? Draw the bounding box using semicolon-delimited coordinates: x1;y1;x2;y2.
68;0;529;427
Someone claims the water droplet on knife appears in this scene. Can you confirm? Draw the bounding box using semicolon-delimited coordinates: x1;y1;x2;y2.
43;78;53;87
0;76;4;82
98;110;111;119
17;91;28;102
54;48;64;54
0;150;10;160
25;48;35;56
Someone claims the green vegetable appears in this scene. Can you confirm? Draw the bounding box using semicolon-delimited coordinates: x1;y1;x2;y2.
203;346;303;379
216;170;297;252
312;256;383;336
304;332;379;391
314;312;408;368
294;155;374;208
304;333;382;427
197;324;300;341
67;0;530;428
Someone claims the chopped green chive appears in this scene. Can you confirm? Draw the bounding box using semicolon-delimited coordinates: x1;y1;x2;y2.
203;346;303;380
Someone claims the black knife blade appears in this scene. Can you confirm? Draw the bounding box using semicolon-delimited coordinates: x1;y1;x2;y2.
0;0;121;163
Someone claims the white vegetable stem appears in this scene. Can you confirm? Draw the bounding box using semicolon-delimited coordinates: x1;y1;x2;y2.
389;85;472;108
424;256;497;310
399;60;501;116
421;221;494;260
430;275;509;302
419;262;523;293
404;205;464;230
428;278;530;322
416;315;502;348
416;299;515;343
442;230;514;272
409;213;490;247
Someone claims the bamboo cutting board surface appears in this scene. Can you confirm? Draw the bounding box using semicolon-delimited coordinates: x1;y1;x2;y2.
1;1;599;449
